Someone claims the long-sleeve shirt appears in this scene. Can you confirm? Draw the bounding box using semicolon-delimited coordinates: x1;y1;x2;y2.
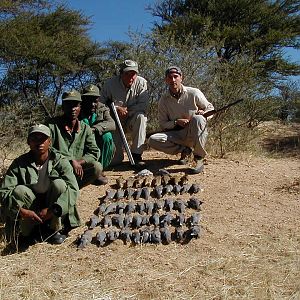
100;75;149;117
158;85;215;130
48;117;100;163
0;150;80;227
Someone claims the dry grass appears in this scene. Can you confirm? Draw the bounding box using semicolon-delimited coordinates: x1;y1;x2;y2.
0;121;299;300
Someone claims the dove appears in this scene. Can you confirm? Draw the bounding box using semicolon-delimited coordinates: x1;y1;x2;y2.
120;228;132;243
143;175;153;187
77;230;93;249
175;227;185;242
106;229;119;242
117;202;126;214
164;198;174;211
96;230;107;247
177;213;186;227
154;185;164;199
124;215;133;228
132;231;141;244
140;227;151;243
189;183;202;194
190;213;201;226
150;227;161;244
181;183;192;195
132;214;143;229
116;177;125;189
103;202;117;216
153;199;164;212
136;202;146;214
112;214;125;229
174;199;187;213
103;215;112;228
164;184;174;195
160;227;172;244
124;176;135;188
104;189;116;201
145;201;154;214
152;175;162;187
188;197;203;210
88;214;100;229
134;187;143;200
160;213;173;227
126;187;135;200
179;174;189;185
142;186;151;200
161;174;171;186
125;202;135;214
150;213;160;226
95;203;106;215
189;225;200;238
141;214;150;226
173;184;182;195
115;188;125;200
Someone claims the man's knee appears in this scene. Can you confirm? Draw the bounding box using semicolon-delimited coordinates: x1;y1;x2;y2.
50;179;67;195
191;115;207;131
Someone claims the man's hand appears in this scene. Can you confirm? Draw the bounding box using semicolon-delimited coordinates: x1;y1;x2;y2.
196;109;205;115
71;159;84;179
116;106;128;119
176;118;190;127
39;208;53;222
20;207;43;223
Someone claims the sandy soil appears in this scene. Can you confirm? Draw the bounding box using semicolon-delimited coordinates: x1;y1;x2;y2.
0;122;299;300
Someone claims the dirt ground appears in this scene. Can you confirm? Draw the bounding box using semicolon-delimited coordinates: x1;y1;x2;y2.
0;122;299;300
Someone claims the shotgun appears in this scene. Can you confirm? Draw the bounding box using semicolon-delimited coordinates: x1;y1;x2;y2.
146;98;244;138
110;102;135;166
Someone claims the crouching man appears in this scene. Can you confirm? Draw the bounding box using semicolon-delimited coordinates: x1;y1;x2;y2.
0;124;80;246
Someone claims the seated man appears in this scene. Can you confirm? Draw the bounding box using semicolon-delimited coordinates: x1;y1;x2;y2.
100;59;149;167
148;66;215;174
80;84;116;176
0;124;80;245
48;90;106;186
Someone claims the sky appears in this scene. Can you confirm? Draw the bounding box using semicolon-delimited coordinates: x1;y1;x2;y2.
65;0;299;66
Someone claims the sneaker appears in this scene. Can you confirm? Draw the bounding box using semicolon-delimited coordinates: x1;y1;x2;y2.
94;173;108;185
132;153;146;169
190;155;204;174
178;147;192;165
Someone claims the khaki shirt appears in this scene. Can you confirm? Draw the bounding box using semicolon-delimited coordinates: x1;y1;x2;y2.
100;75;149;117
158;85;215;130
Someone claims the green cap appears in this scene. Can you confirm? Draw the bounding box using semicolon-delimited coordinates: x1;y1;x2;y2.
82;84;100;97
165;66;182;77
119;59;139;73
28;124;51;137
62;89;82;102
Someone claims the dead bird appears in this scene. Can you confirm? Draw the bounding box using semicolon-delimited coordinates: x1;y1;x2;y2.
143;175;153;187
77;229;93;249
150;213;160;226
132;214;143;229
95;203;106;215
150;227;161;244
169;174;181;185
173;184;182;195
177;213;186;227
124;176;135;189
160;227;172;244
117;202;127;214
190;212;201;226
154;185;164;199
174;199;187;213
141;214;150;226
103;202;117;216
145;201;154;214
142;186;151;200
181;183;192;195
175;227;185;242
132;231;141;244
133;177;143;188
126;187;135;200
189;183;203;194
164;184;174;196
161;174;171;186
179;174;189;185
115;188;125;200
140;227;151;243
136;202;146;214
88;214;100;229
103;215;112;228
106;229;119;242
151;175;162;187
104;189;116;201
160;212;173;227
164;198;174;211
153;199;164;212
96;230;107;247
112;214;125;229
188;197;203;210
116;177;125;189
188;225;200;238
134;187;143;200
120;228;132;243
124;215;133;228
125;202;135;214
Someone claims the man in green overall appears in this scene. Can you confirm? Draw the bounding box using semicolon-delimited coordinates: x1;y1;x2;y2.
0;124;80;246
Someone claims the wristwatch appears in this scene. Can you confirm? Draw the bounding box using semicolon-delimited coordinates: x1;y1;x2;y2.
174;119;177;125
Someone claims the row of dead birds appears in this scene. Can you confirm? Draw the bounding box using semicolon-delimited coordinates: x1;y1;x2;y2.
77;224;200;248
101;182;202;202
95;197;202;216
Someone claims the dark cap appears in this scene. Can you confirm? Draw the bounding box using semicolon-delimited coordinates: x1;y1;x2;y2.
82;84;100;97
119;59;139;73
165;66;182;77
62;90;82;102
28;124;51;138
